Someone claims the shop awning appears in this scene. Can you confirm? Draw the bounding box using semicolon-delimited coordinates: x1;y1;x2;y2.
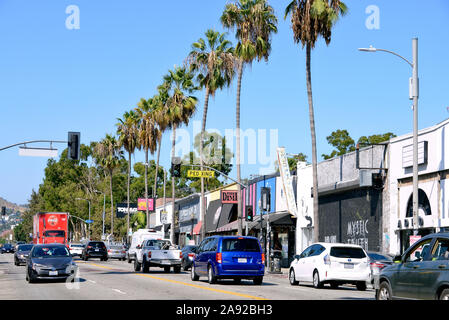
205;200;222;232
215;220;239;232
248;211;295;230
216;203;235;229
193;221;202;235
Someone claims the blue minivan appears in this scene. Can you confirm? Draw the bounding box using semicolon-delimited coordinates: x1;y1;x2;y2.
191;236;265;285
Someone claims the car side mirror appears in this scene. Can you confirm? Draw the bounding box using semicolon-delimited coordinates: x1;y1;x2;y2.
393;255;402;263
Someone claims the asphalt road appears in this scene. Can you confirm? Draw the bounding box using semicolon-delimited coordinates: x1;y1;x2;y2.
0;253;375;300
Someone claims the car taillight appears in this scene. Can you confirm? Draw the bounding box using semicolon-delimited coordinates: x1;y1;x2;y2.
324;254;331;265
188;253;195;258
180;252;183;259
216;252;222;264
261;253;265;264
371;262;385;269
148;251;152;258
87;246;92;249
108;250;111;252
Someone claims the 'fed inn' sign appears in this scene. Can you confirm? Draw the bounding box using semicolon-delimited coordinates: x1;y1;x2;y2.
221;190;238;204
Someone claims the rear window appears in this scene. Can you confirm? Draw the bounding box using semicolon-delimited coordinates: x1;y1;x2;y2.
89;242;106;248
221;239;261;252
368;253;392;261
330;247;366;259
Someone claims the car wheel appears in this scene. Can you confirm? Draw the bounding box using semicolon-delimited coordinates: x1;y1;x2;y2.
104;257;108;262
356;282;367;291
289;268;299;286
174;266;181;273
191;265;199;281
27;270;36;284
208;265;217;284
330;281;339;289
127;255;132;263
376;281;393;300
439;289;449;300
253;276;263;285
183;265;189;271
142;258;149;273
313;270;323;289
134;258;141;272
164;266;171;273
233;278;241;284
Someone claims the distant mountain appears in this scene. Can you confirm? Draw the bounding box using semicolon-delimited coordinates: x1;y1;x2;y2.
0;197;27;213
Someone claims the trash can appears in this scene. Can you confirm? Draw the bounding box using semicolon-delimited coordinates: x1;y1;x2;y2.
270;250;282;273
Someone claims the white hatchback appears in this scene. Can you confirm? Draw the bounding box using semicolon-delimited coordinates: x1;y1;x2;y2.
289;243;371;291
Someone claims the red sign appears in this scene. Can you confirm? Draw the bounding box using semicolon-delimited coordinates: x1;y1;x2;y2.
47;215;59;227
221;190;238;204
138;198;155;211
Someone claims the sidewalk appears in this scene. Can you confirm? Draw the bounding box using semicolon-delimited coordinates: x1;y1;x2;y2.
265;268;289;279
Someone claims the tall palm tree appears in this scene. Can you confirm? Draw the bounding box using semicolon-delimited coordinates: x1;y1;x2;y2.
187;29;236;242
285;0;347;242
116;110;140;242
93;134;123;237
221;0;278;235
135;97;161;228
161;66;198;244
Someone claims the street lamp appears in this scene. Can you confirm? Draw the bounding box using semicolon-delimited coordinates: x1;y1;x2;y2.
359;38;419;233
76;198;91;236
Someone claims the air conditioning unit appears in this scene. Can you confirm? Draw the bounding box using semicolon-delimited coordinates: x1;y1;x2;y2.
359;170;372;187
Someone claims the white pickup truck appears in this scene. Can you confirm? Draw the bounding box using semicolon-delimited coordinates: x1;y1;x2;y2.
127;229;165;263
134;239;182;273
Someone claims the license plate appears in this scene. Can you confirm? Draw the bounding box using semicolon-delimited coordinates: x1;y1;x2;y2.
161;260;170;265
237;258;247;263
344;263;354;269
95;249;99;252
49;271;58;276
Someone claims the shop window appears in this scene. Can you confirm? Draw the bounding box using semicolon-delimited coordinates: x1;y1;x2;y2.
406;189;432;217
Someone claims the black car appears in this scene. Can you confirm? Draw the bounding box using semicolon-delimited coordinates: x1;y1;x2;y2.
1;243;14;254
26;244;77;283
82;241;108;261
375;232;449;300
181;245;197;271
14;244;34;266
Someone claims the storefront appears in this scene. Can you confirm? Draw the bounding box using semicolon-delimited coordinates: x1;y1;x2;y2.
177;194;200;247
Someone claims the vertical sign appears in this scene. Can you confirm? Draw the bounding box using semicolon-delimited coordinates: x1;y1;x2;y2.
277;147;297;217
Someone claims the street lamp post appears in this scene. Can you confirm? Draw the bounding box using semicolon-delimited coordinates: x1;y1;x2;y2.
359;38;419;233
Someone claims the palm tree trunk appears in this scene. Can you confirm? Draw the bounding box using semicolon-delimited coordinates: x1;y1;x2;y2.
200;85;210;242
153;136;162;198
110;169;114;236
127;152;131;243
236;60;243;236
145;148;149;228
306;43;319;243
171;124;177;244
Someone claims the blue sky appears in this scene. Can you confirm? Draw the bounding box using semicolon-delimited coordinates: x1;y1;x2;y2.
0;0;448;205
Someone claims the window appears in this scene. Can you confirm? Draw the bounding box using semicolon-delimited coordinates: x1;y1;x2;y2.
311;245;326;257
431;238;449;261
404;239;433;262
406;189;432;217
44;230;65;237
145;240;170;249
299;246;313;258
198;239;210;253
221;239;261;252
32;246;70;258
330;247;366;259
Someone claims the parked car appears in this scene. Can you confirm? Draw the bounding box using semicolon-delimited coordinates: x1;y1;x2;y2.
1;243;14;254
375;232;449;300
107;243;126;261
81;241;108;261
14;244;34;266
191;236;265;285
367;251;393;284
181;245;198;271
26;243;77;283
68;243;85;257
289;243;371;291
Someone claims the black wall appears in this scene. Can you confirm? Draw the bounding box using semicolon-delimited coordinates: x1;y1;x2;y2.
318;188;382;252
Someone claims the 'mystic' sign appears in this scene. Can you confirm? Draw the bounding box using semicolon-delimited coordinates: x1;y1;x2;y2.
221;190;238;204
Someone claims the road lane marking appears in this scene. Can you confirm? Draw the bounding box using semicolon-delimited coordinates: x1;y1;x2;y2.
79;262;268;300
113;288;126;295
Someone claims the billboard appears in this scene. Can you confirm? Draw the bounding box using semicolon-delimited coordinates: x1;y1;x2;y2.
116;203;138;218
137;198;155;212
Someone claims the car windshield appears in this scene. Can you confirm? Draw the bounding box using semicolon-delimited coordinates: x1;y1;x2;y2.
145;240;171;249
222;238;261;252
32;246;70;258
330;247;366;259
3;244;12;249
18;245;33;251
183;246;197;252
44;230;65;237
368;253;392;261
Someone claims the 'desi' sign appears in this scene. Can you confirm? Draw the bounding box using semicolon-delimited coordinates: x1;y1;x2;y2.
221;190;238;204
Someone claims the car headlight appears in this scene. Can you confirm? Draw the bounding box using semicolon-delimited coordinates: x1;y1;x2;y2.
32;263;45;270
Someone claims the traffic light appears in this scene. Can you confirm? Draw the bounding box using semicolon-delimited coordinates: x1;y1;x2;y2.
68;132;80;160
261;187;271;211
171;157;181;178
246;206;254;222
1;207;6;216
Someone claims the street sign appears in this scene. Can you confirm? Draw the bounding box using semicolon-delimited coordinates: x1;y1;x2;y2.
19;147;58;158
85;219;94;224
187;170;215;178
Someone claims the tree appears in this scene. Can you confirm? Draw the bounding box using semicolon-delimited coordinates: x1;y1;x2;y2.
161;66;198;244
93;134;123;236
322;129;355;160
135;97;161;228
117;110;140;241
187;29;236;241
221;0;278;235
357;132;396;147
285;0;347;242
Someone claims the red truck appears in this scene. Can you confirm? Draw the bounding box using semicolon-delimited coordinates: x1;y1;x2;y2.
33;212;69;245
